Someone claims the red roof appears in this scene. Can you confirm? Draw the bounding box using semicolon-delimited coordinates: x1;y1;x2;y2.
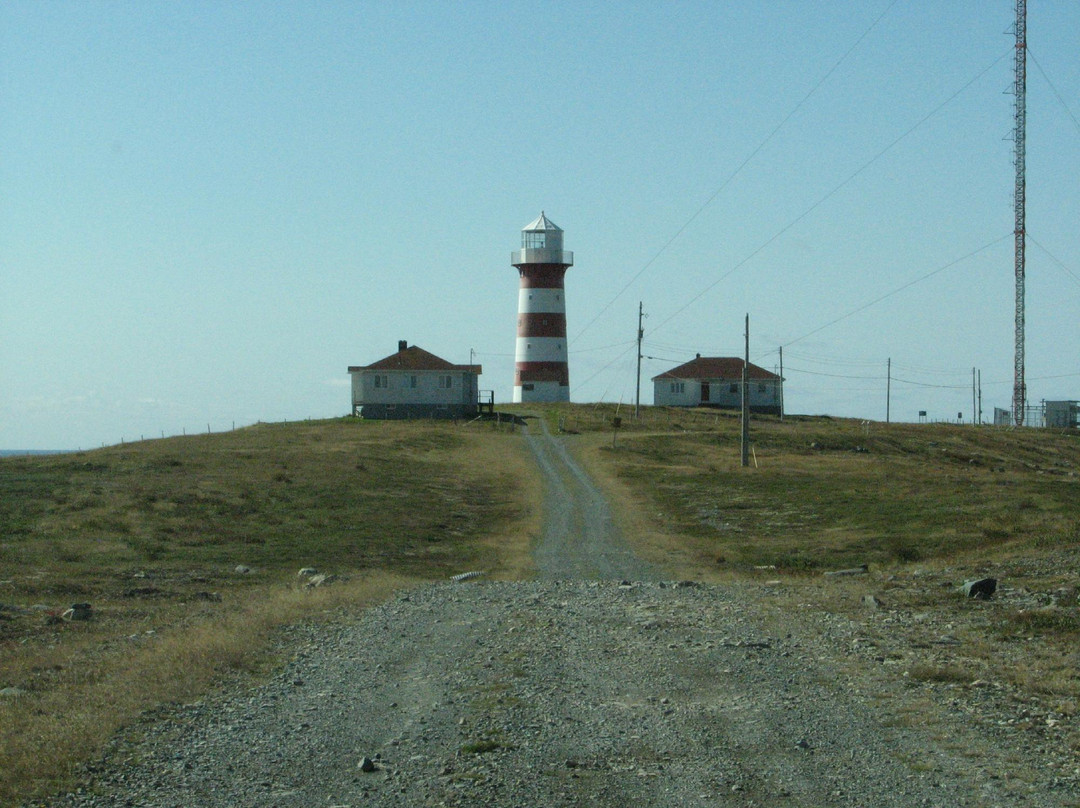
349;345;481;374
652;356;779;382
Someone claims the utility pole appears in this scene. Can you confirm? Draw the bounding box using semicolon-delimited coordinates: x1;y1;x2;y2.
1012;0;1027;425
978;369;983;425
972;367;977;426
779;346;784;421
886;358;891;424
741;314;750;468
635;302;644;418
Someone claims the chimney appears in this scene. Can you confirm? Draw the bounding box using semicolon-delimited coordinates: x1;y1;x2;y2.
398;340;408;352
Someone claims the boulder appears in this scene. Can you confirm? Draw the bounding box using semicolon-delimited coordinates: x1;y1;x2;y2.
963;578;997;600
824;565;869;578
303;573;336;589
64;603;92;621
862;594;883;610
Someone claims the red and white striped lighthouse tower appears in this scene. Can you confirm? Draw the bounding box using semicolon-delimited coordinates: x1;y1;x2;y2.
511;212;574;403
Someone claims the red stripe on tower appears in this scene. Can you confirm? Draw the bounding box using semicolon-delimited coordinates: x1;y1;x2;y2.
511;212;574;403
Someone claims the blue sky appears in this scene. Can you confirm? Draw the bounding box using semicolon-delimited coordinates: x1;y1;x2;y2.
2;1;1077;449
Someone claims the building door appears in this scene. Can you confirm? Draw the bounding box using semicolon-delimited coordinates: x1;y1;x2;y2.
701;382;710;403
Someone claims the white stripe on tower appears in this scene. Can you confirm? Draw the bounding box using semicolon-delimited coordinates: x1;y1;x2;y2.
511;212;574;403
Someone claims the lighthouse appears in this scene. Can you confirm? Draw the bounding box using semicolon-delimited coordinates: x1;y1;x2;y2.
511;212;574;402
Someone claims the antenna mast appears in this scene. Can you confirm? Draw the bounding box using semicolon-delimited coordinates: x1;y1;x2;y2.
1012;0;1027;425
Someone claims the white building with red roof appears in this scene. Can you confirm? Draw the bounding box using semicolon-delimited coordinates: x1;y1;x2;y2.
347;341;483;419
652;355;783;415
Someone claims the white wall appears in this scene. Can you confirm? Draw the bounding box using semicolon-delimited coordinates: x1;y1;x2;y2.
352;370;476;408
653;377;782;410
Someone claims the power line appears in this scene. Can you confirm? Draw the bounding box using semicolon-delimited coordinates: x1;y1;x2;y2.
569;340;637;354
779;350;889;367
569;0;900;347
1028;233;1080;288
1028;46;1080;139
651;50;1012;337
571;342;637;393
891;376;971;390
784;234;1010;347
784;366;883;381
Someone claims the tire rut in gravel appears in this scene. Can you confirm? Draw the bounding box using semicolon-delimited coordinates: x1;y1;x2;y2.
523;418;655;581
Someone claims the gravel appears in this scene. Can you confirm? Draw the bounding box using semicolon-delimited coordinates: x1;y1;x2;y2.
40;425;1078;807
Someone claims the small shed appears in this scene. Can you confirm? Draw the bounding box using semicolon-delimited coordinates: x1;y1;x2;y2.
652;355;783;415
1045;400;1079;429
348;341;482;420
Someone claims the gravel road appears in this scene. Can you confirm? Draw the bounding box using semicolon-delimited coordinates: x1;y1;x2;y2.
44;427;1076;807
524;418;654;581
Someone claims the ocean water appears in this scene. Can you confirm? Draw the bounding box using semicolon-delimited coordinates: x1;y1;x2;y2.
0;449;75;457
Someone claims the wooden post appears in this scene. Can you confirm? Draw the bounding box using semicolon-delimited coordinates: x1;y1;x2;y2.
779;345;784;422
741;314;750;468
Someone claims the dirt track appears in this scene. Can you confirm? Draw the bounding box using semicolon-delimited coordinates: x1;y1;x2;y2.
524;418;654;581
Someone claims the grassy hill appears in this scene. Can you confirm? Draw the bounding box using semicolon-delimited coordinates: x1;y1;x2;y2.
0;416;536;805
2;408;1079;804
523;403;1080;575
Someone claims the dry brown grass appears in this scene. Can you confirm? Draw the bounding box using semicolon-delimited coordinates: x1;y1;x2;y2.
549;406;1080;721
0;572;407;803
457;424;543;580
0;417;535;805
553;407;1080;575
4;407;1079;802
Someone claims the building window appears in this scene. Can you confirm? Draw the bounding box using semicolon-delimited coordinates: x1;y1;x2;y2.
374;375;389;389
408;376;417;388
758;383;767;393
729;384;738;393
670;382;685;394
439;375;453;388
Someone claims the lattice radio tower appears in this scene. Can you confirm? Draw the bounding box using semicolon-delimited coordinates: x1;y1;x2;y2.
1012;0;1027;425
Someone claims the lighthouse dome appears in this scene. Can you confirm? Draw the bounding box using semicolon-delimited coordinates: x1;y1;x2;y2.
521;211;563;251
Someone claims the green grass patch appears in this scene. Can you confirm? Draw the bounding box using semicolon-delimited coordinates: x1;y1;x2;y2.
460;736;514;755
